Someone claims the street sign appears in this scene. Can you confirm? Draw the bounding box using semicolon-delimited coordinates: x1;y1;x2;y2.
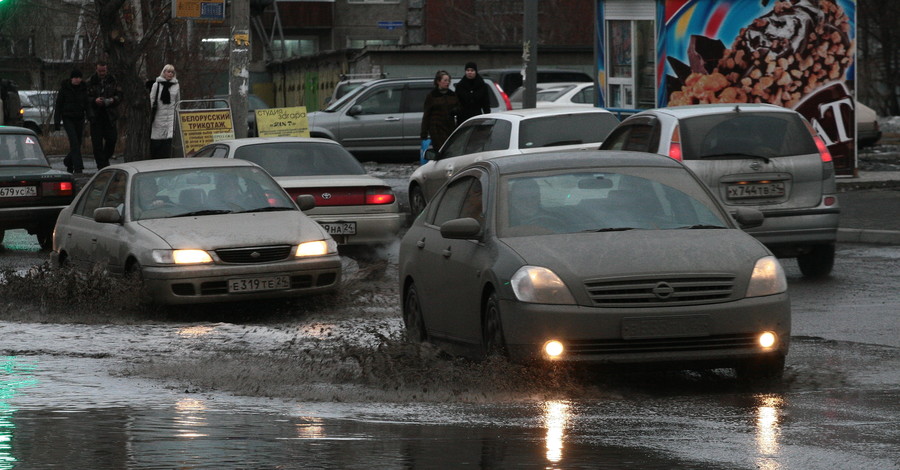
173;0;226;20
256;107;310;138
377;21;404;30
177;106;235;157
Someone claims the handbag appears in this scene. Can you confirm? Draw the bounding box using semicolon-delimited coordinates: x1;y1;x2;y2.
419;138;432;165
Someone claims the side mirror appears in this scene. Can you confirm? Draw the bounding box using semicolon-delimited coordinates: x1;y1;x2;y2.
440;217;482;240
347;105;363;116
296;194;316;211
424;148;439;161
93;206;122;224
732;207;764;229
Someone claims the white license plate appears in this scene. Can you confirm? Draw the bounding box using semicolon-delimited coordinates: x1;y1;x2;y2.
0;186;37;198
228;275;290;293
727;182;785;199
320;221;357;235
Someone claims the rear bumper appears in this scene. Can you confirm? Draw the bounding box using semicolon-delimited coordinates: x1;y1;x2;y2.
310;212;404;246
0;205;65;231
742;204;840;247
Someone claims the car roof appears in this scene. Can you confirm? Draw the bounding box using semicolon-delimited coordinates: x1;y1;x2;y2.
645;103;795;119
106;157;259;173
482;149;683;175
481;107;614;119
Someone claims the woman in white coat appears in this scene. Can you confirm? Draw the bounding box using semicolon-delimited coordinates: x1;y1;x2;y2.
149;64;180;159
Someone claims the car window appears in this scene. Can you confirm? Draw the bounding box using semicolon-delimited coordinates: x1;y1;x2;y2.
519;113;619;148
101;171;128;213
430;176;477;227
356;85;402;115
0;133;49;166
537;85;577;102
572;86;594;104
600;123;656;152
234;141;366;176
75;171;114;218
681;112;818;159
403;84;433;113
192;146;218;159
499;169;727;237
441;125;477;159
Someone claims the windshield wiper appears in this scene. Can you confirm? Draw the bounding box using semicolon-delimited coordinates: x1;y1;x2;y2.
582;227;636;232
699;153;771;163
173;209;233;217
238;206;295;213
676;224;727;229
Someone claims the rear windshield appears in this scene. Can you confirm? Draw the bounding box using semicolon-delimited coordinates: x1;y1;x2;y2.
518;113;620;148
0;133;49;167
680;112;818;160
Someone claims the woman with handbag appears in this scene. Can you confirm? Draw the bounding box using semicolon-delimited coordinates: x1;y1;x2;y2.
148;64;180;159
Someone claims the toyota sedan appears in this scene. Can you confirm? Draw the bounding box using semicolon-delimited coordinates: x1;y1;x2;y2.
51;158;341;305
399;150;790;379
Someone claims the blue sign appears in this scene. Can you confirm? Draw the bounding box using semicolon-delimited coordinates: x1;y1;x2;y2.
377;21;405;30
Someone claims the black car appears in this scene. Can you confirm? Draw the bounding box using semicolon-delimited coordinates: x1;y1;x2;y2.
0;126;76;249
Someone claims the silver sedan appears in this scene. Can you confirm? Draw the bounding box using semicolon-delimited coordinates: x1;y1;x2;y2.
51;158;342;305
400;150;790;379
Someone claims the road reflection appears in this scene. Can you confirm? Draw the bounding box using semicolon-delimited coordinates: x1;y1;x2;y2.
542;400;571;465
0;357;38;470
174;398;209;438
755;393;784;470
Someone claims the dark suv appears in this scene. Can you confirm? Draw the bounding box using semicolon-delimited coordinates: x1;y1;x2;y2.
307;77;511;158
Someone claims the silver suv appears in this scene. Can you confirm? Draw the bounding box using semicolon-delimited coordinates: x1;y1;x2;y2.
307;77;511;158
600;103;839;278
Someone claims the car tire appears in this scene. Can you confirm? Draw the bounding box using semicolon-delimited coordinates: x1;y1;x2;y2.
482;292;508;359
403;282;427;343
797;244;835;278
409;185;427;219
735;354;785;382
36;228;53;251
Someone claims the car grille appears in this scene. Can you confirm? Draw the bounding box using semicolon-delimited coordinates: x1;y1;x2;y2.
584;274;736;307
215;245;293;263
566;333;758;355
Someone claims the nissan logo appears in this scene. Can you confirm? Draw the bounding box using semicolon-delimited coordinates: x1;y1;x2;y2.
652;282;675;300
321;192;332;199
749;161;762;171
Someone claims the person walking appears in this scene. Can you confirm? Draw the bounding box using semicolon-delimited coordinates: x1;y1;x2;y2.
455;62;491;123
53;69;92;174
86;61;123;170
148;64;181;159
420;70;460;151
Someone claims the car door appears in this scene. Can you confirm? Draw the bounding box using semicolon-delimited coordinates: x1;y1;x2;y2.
338;83;405;150
414;173;488;343
60;171;114;269
91;170;130;274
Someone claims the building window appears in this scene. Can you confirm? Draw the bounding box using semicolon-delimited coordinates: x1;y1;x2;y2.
200;38;229;58
63;36;85;60
346;38;400;49
271;39;317;59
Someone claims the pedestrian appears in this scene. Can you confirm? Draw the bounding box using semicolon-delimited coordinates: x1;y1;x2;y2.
455;62;491;123
86;61;123;170
149;64;181;159
53;69;92;174
420;70;460;151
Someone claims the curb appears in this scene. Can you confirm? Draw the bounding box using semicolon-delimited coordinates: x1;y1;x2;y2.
837;228;900;245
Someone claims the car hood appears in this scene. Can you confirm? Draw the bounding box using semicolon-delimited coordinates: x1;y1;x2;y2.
500;229;767;278
274;174;386;188
134;211;327;249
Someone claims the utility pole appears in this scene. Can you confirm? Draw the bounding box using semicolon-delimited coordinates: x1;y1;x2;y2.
230;0;250;138
522;0;538;109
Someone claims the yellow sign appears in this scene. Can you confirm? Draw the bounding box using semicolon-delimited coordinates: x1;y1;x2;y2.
255;106;310;138
173;0;225;20
179;109;234;156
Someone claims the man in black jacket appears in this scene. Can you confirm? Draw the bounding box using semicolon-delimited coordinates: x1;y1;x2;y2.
86;61;123;170
455;62;492;124
54;69;92;173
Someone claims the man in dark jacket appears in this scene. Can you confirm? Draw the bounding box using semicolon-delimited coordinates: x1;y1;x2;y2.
54;69;92;173
86;61;123;170
455;62;492;123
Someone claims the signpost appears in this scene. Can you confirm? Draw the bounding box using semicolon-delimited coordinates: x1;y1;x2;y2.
255;107;310;137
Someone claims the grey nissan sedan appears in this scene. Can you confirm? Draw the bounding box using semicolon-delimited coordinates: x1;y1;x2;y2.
51;158;342;305
399;150;790;379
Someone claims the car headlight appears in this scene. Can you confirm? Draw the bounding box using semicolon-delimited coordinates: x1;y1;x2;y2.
510;265;576;304
151;249;213;265
296;239;337;257
746;256;787;297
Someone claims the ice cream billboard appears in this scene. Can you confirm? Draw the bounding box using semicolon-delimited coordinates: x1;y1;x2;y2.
660;0;856;174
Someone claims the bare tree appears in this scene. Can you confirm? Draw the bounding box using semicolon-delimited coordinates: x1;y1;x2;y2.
858;0;900;115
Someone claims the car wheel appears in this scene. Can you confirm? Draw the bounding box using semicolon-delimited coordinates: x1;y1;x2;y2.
36;228;53;251
409;185;427;219
735;354;785;382
482;292;508;359
403;282;427;343
797;244;835;278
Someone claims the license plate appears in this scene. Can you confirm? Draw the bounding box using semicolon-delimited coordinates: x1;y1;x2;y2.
0;186;37;198
319;221;357;235
621;315;710;340
228;275;290;293
726;182;785;199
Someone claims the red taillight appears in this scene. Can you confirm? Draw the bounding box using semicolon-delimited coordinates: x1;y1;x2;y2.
366;187;395;205
668;125;683;161
41;181;74;196
495;83;512;111
813;135;832;163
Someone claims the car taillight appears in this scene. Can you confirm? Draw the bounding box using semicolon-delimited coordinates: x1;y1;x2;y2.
668;125;683;161
366;187;395;205
41;181;74;196
813;135;832;163
495;83;512;111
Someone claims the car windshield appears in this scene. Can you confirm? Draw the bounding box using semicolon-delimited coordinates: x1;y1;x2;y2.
324;84;370;111
499;168;728;237
536;85;577;102
233;141;367;177
680;111;818;160
0;134;50;167
518;113;620;148
130;166;295;221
